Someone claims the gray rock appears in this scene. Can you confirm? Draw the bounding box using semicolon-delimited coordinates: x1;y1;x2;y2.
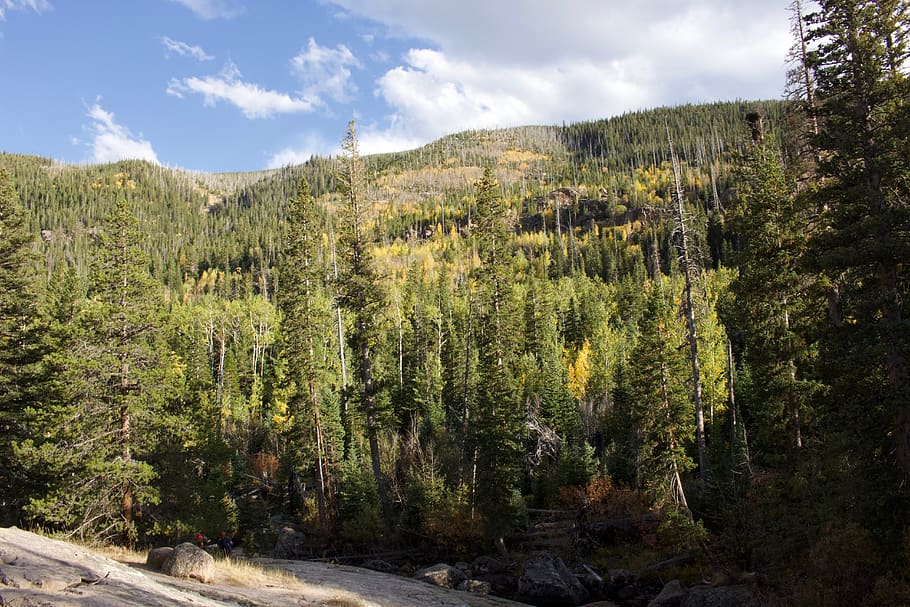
161;542;215;583
648;580;687;607
682;584;763;607
363;559;395;573
0;561;82;591
457;579;492;594
518;550;589;606
273;525;306;560
414;563;468;589
608;568;637;588
472;555;508;575
146;547;174;570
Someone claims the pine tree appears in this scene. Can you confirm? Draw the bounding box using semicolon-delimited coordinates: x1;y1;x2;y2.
469;168;525;538
19;200;173;545
278;179;342;527
628;279;694;516
731;137;823;459
335;121;391;521
804;0;910;486
0;169;43;524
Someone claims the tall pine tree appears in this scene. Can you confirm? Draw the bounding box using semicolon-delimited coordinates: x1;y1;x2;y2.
19;200;174;545
0;169;43;525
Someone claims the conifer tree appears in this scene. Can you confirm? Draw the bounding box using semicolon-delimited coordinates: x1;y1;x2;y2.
335;121;390;521
469;168;525;538
0;169;42;524
279;179;342;526
19;200;173;545
804;0;910;485
731;137;822;458
629;280;694;516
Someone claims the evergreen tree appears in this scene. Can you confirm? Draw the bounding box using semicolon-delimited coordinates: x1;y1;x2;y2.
19;200;173;545
469;168;525;538
731;137;823;460
278;179;342;527
335;121;391;521
629;280;694;516
0;169;43;524
805;0;910;489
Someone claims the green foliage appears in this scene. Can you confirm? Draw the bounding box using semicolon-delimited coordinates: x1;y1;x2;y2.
18;200;177;544
0;169;44;524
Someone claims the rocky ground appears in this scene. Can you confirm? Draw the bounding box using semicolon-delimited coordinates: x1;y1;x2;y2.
0;527;529;607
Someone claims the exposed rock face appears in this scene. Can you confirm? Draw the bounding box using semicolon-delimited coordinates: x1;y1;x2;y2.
0;527;530;607
517;550;589;606
458;579;493;594
415;562;468;588
682;584;764;607
649;579;687;607
161;542;215;583
273;525;307;559
146;546;174;570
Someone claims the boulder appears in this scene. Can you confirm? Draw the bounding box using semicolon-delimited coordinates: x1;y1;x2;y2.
682;584;763;607
145;546;174;570
607;568;637;590
161;542;215;583
648;580;687;607
457;579;492;594
362;559;395;573
273;525;307;560
518;550;589;606
472;555;508;575
414;563;468;588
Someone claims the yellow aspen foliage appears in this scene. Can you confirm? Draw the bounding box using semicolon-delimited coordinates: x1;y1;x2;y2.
568;340;592;400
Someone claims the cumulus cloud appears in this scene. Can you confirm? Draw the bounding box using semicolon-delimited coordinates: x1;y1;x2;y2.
85;103;159;164
170;0;243;20
291;37;361;104
161;35;214;61
265;136;330;169
0;0;51;20
324;0;792;153
167;62;315;118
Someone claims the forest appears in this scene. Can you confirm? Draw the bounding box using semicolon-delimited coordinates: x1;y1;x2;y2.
0;2;908;605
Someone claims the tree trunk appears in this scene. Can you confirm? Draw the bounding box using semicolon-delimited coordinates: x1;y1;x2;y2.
360;336;389;521
669;129;710;483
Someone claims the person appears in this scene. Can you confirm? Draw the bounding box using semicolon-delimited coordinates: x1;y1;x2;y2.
195;532;206;548
217;530;233;557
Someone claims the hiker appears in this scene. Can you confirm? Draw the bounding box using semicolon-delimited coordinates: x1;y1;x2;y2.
217;531;233;557
195;532;206;548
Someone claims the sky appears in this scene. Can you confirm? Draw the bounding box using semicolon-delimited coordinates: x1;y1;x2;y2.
0;0;794;173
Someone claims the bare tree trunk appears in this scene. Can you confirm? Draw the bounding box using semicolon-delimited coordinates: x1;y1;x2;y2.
120;356;133;546
669;128;710;483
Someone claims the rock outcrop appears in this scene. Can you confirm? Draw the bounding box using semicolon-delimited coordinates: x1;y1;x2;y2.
517;550;589;606
161;542;215;583
415;562;468;588
146;546;174;570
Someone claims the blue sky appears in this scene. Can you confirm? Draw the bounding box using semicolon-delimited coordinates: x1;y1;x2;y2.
0;0;794;172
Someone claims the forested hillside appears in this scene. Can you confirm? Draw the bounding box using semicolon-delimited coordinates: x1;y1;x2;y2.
1;2;908;605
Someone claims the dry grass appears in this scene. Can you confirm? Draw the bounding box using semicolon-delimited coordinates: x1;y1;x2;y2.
214;557;306;589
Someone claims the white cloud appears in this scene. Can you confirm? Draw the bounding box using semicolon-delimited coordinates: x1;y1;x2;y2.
85;103;159;164
170;0;243;20
324;0;792;153
167;62;315;118
0;0;51;20
266;134;336;169
291;37;361;104
161;36;214;61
